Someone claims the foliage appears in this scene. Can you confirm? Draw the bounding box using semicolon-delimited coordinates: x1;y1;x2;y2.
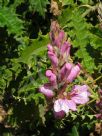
0;7;24;36
0;0;102;135
58;6;101;73
29;0;49;16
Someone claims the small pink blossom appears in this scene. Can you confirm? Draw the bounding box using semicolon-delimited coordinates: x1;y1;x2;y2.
67;63;81;82
53;85;90;118
39;83;54;98
70;85;90;104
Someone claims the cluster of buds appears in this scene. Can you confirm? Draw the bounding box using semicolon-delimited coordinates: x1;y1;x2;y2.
39;21;90;119
96;89;102;119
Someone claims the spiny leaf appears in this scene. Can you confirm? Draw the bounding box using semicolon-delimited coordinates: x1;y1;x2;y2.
0;7;24;36
29;0;49;17
69;126;79;136
58;7;97;73
59;0;74;6
18;34;49;64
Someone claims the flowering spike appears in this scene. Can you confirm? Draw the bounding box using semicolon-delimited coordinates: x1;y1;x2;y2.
38;21;90;119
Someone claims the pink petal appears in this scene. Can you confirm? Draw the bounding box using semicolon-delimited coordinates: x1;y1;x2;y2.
54;99;69;114
67;63;81;82
70;85;90;104
60;63;73;80
66;100;77;111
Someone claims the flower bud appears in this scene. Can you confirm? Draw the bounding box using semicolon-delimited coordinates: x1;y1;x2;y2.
48;51;58;67
60;63;73;80
47;44;53;52
39;84;54;98
46;70;56;84
67;63;81;82
61;41;71;57
54;111;65;119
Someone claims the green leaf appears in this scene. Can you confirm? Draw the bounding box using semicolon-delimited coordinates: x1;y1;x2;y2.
29;0;49;17
0;7;24;36
58;7;97;73
59;0;74;6
39;104;46;124
69;126;79;136
78;0;92;4
18;34;49;65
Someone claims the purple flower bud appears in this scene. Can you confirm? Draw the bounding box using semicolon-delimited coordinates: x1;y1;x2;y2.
46;70;56;84
70;85;90;104
54;38;61;47
47;44;53;52
48;51;58;67
60;63;73;80
61;41;71;56
67;63;81;82
58;30;65;41
54;111;65;119
54;30;65;48
95;113;102;119
39;83;54;98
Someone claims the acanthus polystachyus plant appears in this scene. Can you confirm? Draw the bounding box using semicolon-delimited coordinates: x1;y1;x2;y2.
39;20;90;119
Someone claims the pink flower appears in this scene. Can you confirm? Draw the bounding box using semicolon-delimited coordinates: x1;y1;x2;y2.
39;83;54;98
70;85;90;104
54;99;77;115
53;85;90;118
67;63;81;82
60;41;71;57
48;51;58;67
60;63;73;80
46;70;56;84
